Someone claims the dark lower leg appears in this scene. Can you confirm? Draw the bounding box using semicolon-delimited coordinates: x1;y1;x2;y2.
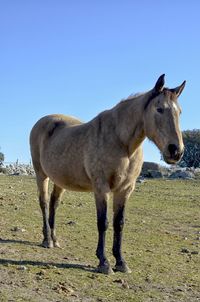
113;205;131;272
49;186;63;247
95;199;113;274
49;194;59;246
96;204;108;266
39;196;52;247
113;205;125;266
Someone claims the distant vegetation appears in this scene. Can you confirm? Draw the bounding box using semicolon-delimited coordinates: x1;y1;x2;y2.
0;149;4;166
178;129;200;168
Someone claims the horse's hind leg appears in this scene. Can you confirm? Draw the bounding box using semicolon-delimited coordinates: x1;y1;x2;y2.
36;174;53;248
49;184;64;248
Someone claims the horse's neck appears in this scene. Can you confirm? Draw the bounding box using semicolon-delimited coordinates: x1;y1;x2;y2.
113;93;149;156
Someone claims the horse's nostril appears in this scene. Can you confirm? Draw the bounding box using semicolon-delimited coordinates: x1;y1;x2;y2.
168;144;178;157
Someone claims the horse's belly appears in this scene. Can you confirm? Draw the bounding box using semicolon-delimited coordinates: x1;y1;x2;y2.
48;174;92;192
57;180;92;192
42;162;92;192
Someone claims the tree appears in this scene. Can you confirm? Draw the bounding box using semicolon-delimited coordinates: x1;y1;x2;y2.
0;151;4;166
178;129;200;168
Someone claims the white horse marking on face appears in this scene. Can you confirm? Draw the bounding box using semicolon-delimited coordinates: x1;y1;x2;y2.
172;102;178;112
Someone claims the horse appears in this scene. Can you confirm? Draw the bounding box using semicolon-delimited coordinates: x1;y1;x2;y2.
30;74;186;274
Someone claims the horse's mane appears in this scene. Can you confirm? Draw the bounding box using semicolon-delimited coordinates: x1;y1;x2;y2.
126;92;144;100
116;92;146;107
116;86;176;111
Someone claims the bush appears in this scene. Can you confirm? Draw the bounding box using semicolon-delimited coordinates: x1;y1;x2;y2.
178;129;200;168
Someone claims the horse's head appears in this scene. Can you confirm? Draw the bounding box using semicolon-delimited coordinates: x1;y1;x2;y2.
143;74;186;165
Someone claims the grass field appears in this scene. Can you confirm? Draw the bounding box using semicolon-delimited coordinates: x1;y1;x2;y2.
0;175;200;302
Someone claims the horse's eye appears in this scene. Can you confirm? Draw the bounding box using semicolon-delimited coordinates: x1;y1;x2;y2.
157;108;164;114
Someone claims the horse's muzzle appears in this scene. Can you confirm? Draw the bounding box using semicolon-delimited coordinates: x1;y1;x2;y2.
163;144;184;164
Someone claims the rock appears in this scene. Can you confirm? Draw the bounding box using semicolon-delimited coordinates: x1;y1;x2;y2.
18;265;28;271
169;170;194;179
181;248;190;254
2;163;35;176
122;280;130;289
141;161;169;178
148;170;164;178
140;161;199;179
142;162;161;171
52;282;74;295
191;251;199;255
113;279;130;289
11;226;26;232
145;275;152;283
176;286;186;292
66;221;77;226
136;177;145;183
36;270;45;276
20;192;27;196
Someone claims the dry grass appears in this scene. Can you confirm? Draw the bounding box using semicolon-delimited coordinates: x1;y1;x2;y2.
0;175;200;301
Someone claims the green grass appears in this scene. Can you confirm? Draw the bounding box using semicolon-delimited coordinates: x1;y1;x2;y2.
0;175;200;301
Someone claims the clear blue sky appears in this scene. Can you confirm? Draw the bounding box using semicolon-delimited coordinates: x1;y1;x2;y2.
1;1;199;164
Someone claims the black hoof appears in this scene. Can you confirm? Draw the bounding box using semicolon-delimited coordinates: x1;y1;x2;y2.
41;239;54;248
114;262;132;273
96;264;114;275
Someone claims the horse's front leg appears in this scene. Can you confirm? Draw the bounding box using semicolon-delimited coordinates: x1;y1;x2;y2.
95;190;113;275
112;190;133;273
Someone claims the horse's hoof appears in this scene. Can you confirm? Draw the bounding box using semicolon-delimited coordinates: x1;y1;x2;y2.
114;263;132;273
96;264;114;275
41;240;54;248
53;241;61;248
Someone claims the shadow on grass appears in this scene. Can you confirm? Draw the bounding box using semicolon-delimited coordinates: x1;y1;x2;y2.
0;258;95;272
0;238;39;246
0;237;96;272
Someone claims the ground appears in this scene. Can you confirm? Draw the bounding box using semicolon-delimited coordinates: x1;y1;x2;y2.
0;175;200;302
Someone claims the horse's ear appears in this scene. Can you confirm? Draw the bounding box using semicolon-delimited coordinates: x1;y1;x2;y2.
154;74;165;92
170;81;186;97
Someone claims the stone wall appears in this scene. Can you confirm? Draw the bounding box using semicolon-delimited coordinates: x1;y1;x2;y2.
0;161;199;180
141;161;197;179
0;163;35;176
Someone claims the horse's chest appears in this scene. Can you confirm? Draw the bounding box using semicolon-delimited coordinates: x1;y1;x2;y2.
110;159;132;187
110;153;143;190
